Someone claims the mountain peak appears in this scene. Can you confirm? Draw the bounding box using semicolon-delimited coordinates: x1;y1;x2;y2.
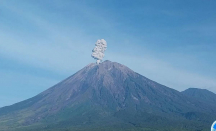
1;61;216;130
102;60;112;63
99;60;124;68
182;88;216;105
182;88;215;95
84;60;135;77
86;60;123;69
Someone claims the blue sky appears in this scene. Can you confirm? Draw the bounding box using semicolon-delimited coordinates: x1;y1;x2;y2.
0;0;216;107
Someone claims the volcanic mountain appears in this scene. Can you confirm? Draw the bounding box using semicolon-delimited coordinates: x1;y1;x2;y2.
0;60;215;131
182;88;216;106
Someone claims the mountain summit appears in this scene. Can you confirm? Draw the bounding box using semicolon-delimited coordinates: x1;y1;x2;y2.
182;88;216;106
0;61;216;131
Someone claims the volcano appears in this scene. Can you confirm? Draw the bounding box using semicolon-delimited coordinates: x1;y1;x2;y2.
0;60;216;131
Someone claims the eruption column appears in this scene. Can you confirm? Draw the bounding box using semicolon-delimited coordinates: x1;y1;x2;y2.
91;39;107;64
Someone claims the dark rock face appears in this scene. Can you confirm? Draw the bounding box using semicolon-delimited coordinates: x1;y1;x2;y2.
0;60;216;131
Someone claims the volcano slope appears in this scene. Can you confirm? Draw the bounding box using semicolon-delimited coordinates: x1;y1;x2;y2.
0;60;215;131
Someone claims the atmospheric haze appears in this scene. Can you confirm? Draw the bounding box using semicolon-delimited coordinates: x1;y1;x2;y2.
91;39;107;64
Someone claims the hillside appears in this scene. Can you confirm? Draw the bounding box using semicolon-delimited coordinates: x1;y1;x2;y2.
0;61;215;131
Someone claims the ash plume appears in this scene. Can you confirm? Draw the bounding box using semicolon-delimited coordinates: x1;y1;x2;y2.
91;39;107;64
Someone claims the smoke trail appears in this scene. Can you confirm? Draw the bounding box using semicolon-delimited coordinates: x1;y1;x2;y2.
91;39;107;64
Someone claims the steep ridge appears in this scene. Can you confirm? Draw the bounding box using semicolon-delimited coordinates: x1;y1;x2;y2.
0;60;216;131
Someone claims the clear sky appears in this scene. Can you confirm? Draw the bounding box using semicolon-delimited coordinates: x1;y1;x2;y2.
0;0;216;107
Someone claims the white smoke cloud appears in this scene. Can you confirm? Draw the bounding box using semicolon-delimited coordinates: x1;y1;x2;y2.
91;39;107;64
